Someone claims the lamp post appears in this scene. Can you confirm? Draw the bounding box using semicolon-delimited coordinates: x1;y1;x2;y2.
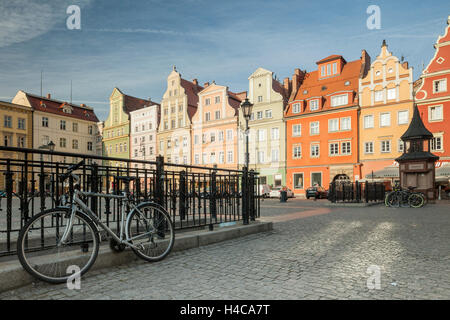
240;98;253;169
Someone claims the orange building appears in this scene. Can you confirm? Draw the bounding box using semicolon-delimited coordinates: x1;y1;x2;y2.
285;51;371;197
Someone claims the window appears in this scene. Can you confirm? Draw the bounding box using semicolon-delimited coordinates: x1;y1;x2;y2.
320;66;326;77
292;103;301;113
340;117;351;131
205;98;211;106
4;116;12;128
205;112;211;122
194;135;199;145
258;129;266;141
202;153;207;164
329;143;339;156
218;131;224;141
380;113;391;127
433;79;447;93
72;139;78;149
310;121;319;135
183;136;187;147
4;135;12;146
293;173;304;189
215;110;221;120
227;129;233;141
42;135;49;145
159;141;164;151
42;117;49;127
398;110;409;125
387;88;396;100
331;94;348;107
73;123;78;132
398;140;404;152
89;125;93;135
134;149;138;157
60;120;66;130
326;64;331;75
194;154;199;164
227;151;233;163
310;144;319;157
17;136;25;148
15;118;26;130
332;62;337;74
210;152;216;163
150;147;154;155
164;108;168;115
257;111;263;119
210;132;215;142
292;124;301;137
87;142;93;151
171;120;175;129
174;138;178;147
219;152;224;164
293;145;302;159
202;134;206;143
271;127;279;140
265;109;272;118
429;106;443;121
381;140;391;153
215;96;220;104
311;172;322;187
341;141;351;155
310;99;319;111
365;142;374;154
328;119;339;132
431;136;443;151
271;149;279;162
60;138;67;148
167;140;171;149
257;151;265;163
374;90;384;102
258;96;263;103
364;115;374;128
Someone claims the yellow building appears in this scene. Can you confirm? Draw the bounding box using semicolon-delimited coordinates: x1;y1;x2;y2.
359;40;414;180
0;100;33;190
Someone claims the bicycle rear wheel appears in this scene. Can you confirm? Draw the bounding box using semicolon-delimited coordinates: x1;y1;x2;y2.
17;208;99;284
409;193;425;208
126;202;175;262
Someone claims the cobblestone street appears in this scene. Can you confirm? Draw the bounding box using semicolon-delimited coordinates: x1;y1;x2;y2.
1;199;449;300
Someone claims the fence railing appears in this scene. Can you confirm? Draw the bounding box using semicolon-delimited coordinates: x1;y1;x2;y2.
0;146;260;257
328;181;386;203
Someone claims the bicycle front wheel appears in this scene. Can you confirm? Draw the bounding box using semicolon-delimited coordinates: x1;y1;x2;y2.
409;193;425;208
17;208;100;284
126;203;175;262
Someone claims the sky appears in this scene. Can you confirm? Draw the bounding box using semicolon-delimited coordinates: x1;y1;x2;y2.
0;0;449;120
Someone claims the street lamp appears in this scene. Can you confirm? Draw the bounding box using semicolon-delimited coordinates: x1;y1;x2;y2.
241;98;253;169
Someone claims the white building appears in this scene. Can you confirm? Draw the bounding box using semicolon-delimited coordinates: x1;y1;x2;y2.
130;104;160;167
12;91;102;165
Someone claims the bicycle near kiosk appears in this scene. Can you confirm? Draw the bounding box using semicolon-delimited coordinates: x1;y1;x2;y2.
16;160;175;284
384;183;426;208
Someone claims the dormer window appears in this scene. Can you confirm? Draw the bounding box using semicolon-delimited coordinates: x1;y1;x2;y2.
310;99;319;111
331;94;348;107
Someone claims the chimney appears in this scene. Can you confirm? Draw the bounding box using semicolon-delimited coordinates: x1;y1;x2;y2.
359;49;371;78
283;77;291;95
294;68;301;76
204;82;210;87
192;79;198;86
46;93;51;99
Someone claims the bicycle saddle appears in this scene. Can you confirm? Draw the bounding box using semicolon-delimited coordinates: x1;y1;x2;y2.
407;186;417;190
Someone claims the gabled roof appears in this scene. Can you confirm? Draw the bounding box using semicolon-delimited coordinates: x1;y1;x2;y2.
180;78;203;120
123;94;159;114
316;55;345;65
23;91;99;122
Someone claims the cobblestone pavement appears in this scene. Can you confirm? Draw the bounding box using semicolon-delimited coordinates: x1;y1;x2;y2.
1;199;449;300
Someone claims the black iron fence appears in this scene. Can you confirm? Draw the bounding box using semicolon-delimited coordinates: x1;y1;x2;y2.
0;147;260;257
328;181;386;203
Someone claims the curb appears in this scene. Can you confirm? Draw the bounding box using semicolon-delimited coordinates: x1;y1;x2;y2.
324;202;383;207
0;221;272;293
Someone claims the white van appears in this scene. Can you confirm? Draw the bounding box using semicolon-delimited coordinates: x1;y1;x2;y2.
259;184;271;198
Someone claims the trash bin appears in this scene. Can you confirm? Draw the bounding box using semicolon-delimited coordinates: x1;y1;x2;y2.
280;190;288;202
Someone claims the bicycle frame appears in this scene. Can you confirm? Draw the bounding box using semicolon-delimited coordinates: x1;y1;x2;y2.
59;189;153;251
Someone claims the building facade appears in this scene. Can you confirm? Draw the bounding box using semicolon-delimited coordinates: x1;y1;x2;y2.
191;82;243;170
415;16;450;168
157;66;203;166
238;67;289;187
359;41;414;179
103;88;157;167
12;91;101;164
285;51;370;196
130;104;160;167
0;100;33;190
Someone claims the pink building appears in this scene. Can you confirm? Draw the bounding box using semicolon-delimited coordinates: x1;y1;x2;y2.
191;82;245;170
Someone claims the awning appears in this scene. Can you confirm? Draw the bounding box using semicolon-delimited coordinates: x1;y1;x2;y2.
365;166;399;179
436;164;450;177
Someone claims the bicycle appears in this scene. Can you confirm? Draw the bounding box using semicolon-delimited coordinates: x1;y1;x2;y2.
17;160;175;284
385;184;426;208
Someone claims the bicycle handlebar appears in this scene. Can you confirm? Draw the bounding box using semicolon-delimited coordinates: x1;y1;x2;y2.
59;160;85;181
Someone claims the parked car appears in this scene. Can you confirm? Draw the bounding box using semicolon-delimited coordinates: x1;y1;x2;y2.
269;187;294;198
306;186;328;199
258;184;272;198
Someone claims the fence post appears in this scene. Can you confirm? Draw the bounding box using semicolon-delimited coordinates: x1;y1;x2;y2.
241;167;249;225
39;162;46;213
365;182;369;203
210;170;217;220
155;155;165;207
5;159;13;252
91;163;98;216
355;180;360;203
249;170;256;221
179;170;186;221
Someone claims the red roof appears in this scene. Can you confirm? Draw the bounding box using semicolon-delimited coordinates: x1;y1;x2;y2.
25;92;100;122
316;55;345;65
180;78;203;120
123;94;159;114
